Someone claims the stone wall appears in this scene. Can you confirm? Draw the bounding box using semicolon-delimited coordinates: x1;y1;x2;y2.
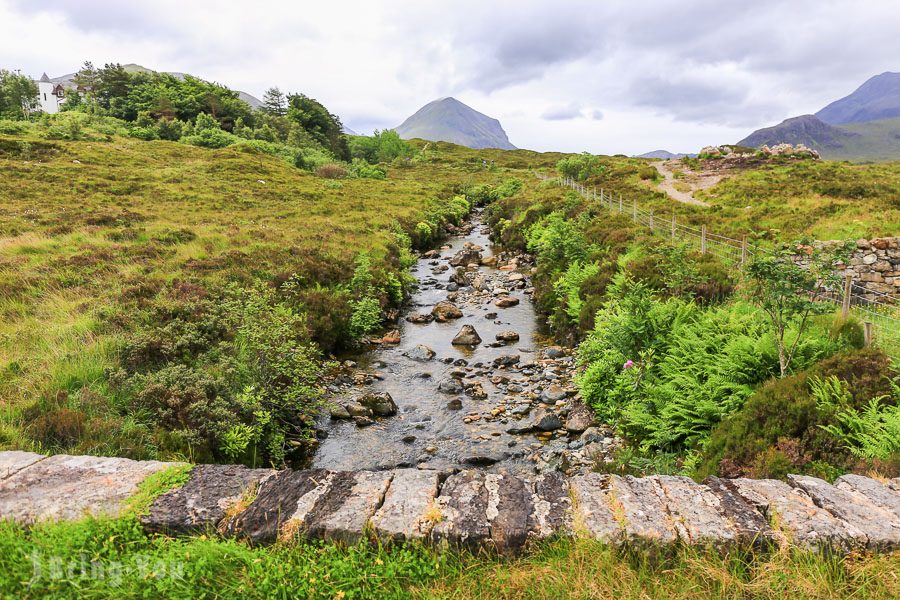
3;451;899;553
813;236;900;301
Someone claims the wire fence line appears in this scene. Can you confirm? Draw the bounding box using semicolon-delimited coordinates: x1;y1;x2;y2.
548;175;900;360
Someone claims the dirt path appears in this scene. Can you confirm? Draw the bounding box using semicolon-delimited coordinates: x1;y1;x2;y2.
652;160;719;207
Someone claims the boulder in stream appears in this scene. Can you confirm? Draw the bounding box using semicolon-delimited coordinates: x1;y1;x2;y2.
495;330;520;343
451;325;482;346
449;243;483;267
404;344;436;361
494;296;520;308
431;301;463;322
359;392;398;417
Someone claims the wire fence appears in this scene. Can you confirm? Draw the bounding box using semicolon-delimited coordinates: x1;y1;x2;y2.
550;175;900;360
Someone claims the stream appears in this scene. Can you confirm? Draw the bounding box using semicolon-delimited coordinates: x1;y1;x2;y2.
311;212;618;475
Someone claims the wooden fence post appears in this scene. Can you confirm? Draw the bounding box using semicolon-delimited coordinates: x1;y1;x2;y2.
841;274;852;320
671;213;676;240
741;235;748;266
633;200;637;223
649;210;654;229
864;322;874;346
619;196;623;213
701;225;708;255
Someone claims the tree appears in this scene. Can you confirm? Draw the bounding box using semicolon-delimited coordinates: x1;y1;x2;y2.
0;70;38;119
745;240;851;377
96;63;131;109
286;93;349;160
72;61;99;98
261;87;287;117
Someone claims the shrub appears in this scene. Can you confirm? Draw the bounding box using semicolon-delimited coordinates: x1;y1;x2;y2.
348;158;386;179
182;128;238;149
315;163;348;179
557;152;603;182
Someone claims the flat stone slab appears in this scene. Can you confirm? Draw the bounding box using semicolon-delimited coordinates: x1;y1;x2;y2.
653;475;739;546
429;470;492;550
0;454;173;524
731;478;866;551
0;451;46;480
834;474;900;520
370;469;441;542
609;475;677;545
302;470;393;544
569;473;621;543
222;468;335;544
143;464;274;535
527;471;572;541
788;475;900;550
704;477;775;548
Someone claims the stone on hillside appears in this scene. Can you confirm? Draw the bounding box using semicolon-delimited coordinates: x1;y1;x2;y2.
452;325;482;346
431;301;463;322
833;474;900;520
787;474;900;549
143;464;272;535
494;296;519;308
0;454;175;524
609;475;677;545
565;404;594;434
0;451;45;480
370;469;441;542
359;392;398;417
495;330;520;343
404;344;436;361
569;473;622;543
730;478;866;551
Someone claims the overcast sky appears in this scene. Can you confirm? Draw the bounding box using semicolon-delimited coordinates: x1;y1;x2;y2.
2;0;898;154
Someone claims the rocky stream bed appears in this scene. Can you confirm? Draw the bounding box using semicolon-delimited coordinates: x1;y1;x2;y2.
312;212;621;476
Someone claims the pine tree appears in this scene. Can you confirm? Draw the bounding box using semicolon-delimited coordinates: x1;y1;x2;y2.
261;86;287;117
72;61;99;98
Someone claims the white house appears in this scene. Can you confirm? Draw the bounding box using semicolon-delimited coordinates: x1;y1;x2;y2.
34;73;66;114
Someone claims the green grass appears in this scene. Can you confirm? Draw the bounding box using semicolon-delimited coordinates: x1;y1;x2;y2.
1;515;897;599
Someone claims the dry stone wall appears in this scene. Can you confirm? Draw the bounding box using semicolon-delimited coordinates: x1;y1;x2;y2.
2;452;899;554
818;236;900;299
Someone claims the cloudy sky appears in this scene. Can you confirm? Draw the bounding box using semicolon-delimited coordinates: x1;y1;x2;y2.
2;0;898;154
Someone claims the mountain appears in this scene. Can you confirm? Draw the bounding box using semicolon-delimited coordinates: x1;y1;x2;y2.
634;150;694;159
816;72;900;125
50;63;262;109
395;97;516;150
738;115;859;150
737;72;900;161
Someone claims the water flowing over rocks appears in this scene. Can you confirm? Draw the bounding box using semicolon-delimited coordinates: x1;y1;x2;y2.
7;450;897;555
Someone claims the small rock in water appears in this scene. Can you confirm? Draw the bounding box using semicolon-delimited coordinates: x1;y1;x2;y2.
354;416;375;427
532;407;562;432
451;324;482;346
446;398;463;410
542;346;567;359
565;403;595;434
484;312;498;320
402;435;417;444
493;354;520;367
406;312;434;324
345;402;373;417
329;405;352;419
381;329;401;344
495;330;520;343
359;392;398;417
464;381;487;399
540;384;570;404
495;296;520;308
404;344;436;361
431;301;463;322
438;378;465;394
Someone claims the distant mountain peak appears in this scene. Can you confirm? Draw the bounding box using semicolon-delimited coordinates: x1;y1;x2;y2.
395;98;516;150
816;71;900;125
738;114;857;152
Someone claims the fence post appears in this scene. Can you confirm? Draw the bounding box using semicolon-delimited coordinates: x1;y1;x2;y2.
649;210;654;229
741;235;748;266
671;213;676;240
701;225;708;255
619;196;623;213
863;322;874;346
632;200;637;224
841;274;852;320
